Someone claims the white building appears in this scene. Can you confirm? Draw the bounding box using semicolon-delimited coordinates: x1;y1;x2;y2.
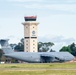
22;16;39;52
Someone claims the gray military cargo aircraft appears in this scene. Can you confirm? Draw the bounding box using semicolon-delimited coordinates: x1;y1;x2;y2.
0;39;74;63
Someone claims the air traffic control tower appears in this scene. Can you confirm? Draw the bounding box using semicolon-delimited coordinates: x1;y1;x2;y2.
22;16;39;52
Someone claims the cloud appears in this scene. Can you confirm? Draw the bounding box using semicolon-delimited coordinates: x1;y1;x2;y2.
14;3;76;14
7;0;76;4
12;3;76;14
39;35;75;44
7;35;21;44
38;35;75;51
7;0;44;2
45;4;76;11
6;0;76;14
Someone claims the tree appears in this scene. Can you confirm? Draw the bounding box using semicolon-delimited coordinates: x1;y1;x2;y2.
60;43;76;56
14;38;24;52
60;46;71;53
0;49;3;61
14;43;24;52
10;44;17;49
38;42;54;52
14;38;54;52
70;43;76;56
38;42;43;52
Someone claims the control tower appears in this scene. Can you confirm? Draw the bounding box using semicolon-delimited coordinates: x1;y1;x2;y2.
22;16;39;52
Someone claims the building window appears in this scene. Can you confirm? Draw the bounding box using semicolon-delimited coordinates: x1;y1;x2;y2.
33;44;35;45
26;47;28;49
33;47;35;49
26;44;27;45
26;40;28;42
33;40;35;42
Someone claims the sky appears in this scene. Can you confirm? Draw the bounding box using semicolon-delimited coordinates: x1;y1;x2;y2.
0;0;76;51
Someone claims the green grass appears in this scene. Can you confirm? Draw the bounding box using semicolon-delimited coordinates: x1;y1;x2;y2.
0;63;76;68
0;63;76;75
0;70;76;75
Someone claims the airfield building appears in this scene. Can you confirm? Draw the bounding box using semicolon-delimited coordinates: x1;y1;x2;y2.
22;16;39;52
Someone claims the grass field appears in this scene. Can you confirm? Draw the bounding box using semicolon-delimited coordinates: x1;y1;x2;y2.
0;63;76;75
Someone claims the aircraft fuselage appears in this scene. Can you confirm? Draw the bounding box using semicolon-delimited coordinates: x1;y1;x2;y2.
4;52;74;63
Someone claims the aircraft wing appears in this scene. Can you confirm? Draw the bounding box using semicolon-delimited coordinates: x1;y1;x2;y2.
40;54;54;57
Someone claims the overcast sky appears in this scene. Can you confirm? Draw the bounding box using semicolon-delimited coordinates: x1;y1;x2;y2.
0;0;76;51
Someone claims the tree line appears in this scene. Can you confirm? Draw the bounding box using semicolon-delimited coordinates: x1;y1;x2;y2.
60;43;76;56
13;38;54;52
13;38;76;56
0;38;76;62
11;38;76;56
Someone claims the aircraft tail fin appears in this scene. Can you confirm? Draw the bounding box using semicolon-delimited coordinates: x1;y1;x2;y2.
0;39;14;54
